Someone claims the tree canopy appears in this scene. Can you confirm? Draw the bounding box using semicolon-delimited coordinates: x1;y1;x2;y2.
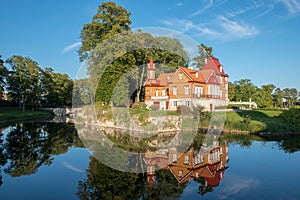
78;1;132;61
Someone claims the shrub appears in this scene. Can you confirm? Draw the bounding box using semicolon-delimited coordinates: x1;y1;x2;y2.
176;105;191;115
149;104;159;111
131;102;147;109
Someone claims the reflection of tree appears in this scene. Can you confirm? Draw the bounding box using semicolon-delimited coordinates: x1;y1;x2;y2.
3;122;81;177
77;157;143;200
194;177;213;195
77;157;186;200
0;131;7;186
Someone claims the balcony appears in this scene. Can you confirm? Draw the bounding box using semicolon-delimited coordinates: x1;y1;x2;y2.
193;94;221;99
151;96;169;100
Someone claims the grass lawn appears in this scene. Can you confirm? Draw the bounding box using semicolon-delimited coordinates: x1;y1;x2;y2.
225;110;300;133
0;107;53;122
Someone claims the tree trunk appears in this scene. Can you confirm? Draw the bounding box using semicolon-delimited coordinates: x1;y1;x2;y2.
136;64;146;103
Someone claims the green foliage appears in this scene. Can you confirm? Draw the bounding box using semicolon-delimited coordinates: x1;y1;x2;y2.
41;67;73;107
78;1;132;61
5;55;73;109
192;44;213;70
279;108;300;128
131;102;147;109
0;55;8;94
6;55;43;110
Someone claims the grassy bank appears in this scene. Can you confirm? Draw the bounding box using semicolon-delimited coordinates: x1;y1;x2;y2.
0;107;54;123
224;110;300;133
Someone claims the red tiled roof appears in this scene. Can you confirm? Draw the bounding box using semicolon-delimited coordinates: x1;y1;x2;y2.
203;57;228;77
156;73;174;86
179;67;205;83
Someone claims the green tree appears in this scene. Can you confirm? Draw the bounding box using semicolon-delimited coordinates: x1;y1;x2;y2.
228;82;235;101
0;55;8;94
192;44;213;70
6;55;43;111
78;1;132;61
273;88;283;108
234;79;257;102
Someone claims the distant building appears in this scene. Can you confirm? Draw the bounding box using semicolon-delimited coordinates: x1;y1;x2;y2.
144;57;229;111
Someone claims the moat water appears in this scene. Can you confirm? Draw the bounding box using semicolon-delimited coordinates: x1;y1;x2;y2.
0;121;299;199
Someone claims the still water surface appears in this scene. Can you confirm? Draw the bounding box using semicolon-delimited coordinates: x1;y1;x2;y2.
0;121;299;200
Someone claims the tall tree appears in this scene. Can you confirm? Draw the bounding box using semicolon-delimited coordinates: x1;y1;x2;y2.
233;79;257;102
273;87;283;108
192;44;213;70
0;55;8;94
6;55;43;111
78;1;132;61
41;68;73;107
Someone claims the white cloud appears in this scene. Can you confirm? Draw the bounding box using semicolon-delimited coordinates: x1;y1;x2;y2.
218;16;259;38
160;17;258;41
62;161;84;173
191;0;214;16
61;42;81;54
277;0;300;15
176;2;184;7
217;176;260;200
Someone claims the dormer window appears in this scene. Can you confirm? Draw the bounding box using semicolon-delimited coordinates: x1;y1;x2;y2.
179;73;183;80
220;65;223;72
195;72;199;78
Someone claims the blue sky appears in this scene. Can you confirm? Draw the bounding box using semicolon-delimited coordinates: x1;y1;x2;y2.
1;0;300;89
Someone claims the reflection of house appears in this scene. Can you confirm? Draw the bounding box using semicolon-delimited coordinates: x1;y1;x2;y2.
144;57;229;111
144;142;229;188
1;93;8;101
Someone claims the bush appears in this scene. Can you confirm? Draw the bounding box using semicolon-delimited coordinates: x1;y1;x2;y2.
176;105;191;115
149;104;159;111
280;108;300;128
131;102;147;109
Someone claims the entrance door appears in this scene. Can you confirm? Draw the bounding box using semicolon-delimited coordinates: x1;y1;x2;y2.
166;102;169;109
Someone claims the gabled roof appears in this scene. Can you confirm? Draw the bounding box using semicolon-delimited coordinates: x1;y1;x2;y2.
200;69;214;83
168;66;205;83
156;73;174;86
203;57;228;77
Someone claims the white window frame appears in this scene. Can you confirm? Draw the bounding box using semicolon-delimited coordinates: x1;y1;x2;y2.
184;155;190;165
172;86;178;95
184;85;189;95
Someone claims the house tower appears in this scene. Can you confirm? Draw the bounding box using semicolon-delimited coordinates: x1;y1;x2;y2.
147;57;156;80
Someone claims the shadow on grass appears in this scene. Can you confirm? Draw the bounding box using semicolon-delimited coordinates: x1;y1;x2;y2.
234;110;300;133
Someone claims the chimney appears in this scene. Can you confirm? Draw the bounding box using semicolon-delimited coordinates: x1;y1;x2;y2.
205;58;208;64
195;72;198;78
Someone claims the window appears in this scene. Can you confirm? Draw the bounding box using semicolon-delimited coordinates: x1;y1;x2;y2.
184;85;189;95
194;86;203;97
195;154;203;164
147;90;150;95
172;86;178;95
184;155;190;165
162;90;166;96
179;73;183;80
178;170;183;177
185;101;190;107
172;154;177;162
173;101;177;107
155;90;159;96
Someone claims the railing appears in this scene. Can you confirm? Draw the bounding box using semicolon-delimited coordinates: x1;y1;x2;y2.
192;94;221;99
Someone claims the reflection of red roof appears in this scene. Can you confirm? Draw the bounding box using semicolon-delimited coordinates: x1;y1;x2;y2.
203;57;228;77
206;170;223;187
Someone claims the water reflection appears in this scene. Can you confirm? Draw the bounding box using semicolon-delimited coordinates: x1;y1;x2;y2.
77;131;229;199
0;121;81;186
